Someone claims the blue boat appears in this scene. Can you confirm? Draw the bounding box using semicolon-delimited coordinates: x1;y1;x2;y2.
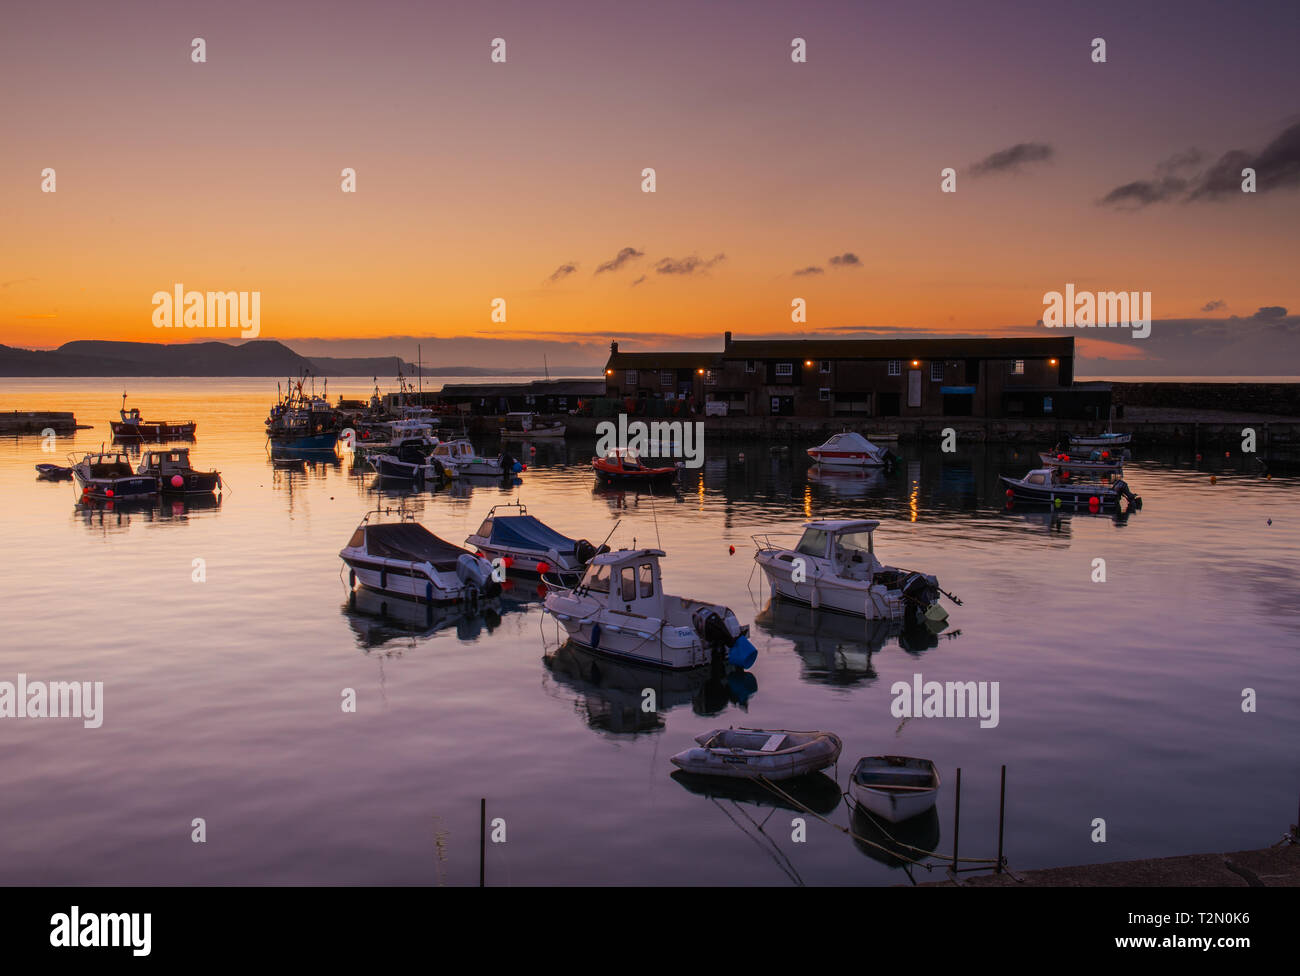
464;502;606;584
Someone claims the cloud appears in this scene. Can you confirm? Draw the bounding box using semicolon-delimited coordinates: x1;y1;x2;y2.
1201;299;1226;312
547;263;578;283
1252;305;1288;319
654;253;726;275
968;142;1054;176
1101;122;1300;208
1;277;37;289
594;247;644;274
631;275;646;287
793;266;824;276
828;253;861;268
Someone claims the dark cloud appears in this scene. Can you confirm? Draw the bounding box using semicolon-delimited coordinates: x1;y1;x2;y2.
546;263;577;283
631;275;646;287
1201;299;1226;312
1252;305;1288;319
655;253;726;275
968;142;1054;176
594;247;644;274
828;253;861;267
1101;122;1300;207
793;266;824;276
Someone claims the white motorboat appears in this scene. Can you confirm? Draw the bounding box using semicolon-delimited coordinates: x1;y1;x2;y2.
850;755;940;823
753;519;947;624
465;502;604;585
544;548;757;670
500;411;566;439
806;431;892;468
431;439;511;477
340;510;501;604
1038;450;1124;474
670;728;843;781
1069;431;1132;449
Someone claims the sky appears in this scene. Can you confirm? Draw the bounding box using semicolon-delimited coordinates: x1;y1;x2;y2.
1;0;1297;372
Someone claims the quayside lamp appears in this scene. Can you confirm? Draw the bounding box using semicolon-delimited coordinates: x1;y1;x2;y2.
1049;358;1058;366
911;360;920;368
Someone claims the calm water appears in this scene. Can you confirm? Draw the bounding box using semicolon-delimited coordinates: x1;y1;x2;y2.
1;378;1296;885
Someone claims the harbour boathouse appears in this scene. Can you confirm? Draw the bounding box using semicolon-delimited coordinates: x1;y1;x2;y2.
604;332;1110;420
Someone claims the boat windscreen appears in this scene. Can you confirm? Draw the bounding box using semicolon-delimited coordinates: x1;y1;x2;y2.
365;523;468;567
489;516;575;552
795;529;827;557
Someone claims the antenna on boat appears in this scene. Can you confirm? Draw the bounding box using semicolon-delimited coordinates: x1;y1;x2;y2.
647;490;662;551
597;518;621;552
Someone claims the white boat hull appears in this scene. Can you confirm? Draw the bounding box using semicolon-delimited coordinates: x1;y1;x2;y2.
851;782;939;823
755;554;910;620
806;450;886;469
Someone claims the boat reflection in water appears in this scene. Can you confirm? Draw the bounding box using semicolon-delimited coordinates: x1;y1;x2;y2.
542;640;755;737
670;769;841;816
805;463;887;499
753;599;952;686
73;492;222;531
343;586;506;651
850;803;942;881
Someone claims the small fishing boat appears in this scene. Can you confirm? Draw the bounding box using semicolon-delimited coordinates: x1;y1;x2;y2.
1000;468;1141;509
500;411;566;439
1038;450;1124;474
366;442;447;484
544;548;757;670
35;463;74;480
265;381;343;452
136;448;222;494
340;509;501;605
465;502;606;585
806;431;893;469
850;756;940;824
753;520;948;624
108;393;197;440
1069;430;1132;450
430;439;511;478
591;448;679;484
70;450;159;501
670;728;843;781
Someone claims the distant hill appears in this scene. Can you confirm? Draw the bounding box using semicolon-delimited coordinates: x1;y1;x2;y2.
0;340;408;377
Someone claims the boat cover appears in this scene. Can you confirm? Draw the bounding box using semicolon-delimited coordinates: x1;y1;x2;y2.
365;523;469;569
488;515;576;553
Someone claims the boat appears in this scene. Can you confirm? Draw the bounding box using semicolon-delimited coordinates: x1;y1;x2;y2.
591;448;680;484
753;519;948;624
430;439;512;478
1038;450;1124;474
500;411;566;439
850;755;940;824
1000;468;1141;509
806;431;893;469
35;463;74;480
108;393;196;440
366;441;447;485
265;380;343;452
70;450;160;501
135;448;222;494
339;509;502;605
465;502;606;585
669;728;843;781
544;547;757;670
1068;431;1132;450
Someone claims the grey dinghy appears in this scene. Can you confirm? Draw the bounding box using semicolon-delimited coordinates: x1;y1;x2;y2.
850;755;940;824
670;728;843;781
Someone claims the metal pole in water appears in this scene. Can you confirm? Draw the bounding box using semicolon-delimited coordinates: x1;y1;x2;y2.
479;797;486;887
996;764;1006;873
952;767;961;874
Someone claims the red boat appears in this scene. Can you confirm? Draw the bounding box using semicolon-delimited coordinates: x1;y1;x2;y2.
591;448;680;483
109;393;196;440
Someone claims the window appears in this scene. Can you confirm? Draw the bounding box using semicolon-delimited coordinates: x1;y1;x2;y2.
795;529;828;557
819;387;831;401
775;362;793;377
1012;360;1025;375
745;360;757;373
582;564;610;593
887;360;901;377
625;369;638;385
620;567;637;602
931;361;944;381
638;563;654;598
659;370;673;388
819;360;831;374
704;369;717;385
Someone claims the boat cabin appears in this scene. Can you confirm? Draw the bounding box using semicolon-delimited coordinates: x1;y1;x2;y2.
1021;469;1056;487
80;452;136;477
579;548;665;614
139;449;194;476
432;440;477;462
793;519;884;580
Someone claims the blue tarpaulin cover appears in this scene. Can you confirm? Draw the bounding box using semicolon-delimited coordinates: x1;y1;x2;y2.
489;516;577;553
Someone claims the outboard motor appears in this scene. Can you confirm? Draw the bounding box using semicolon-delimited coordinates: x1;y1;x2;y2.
691;608;757;669
1113;478;1142;508
457;552;497;601
574;539;597;564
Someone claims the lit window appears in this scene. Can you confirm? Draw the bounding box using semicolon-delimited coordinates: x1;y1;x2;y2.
819;360;831;374
626;369;638;384
775;363;793;377
931;361;944;381
659;370;673;387
745;360;756;373
1012;360;1025;375
887;360;901;377
704;369;717;385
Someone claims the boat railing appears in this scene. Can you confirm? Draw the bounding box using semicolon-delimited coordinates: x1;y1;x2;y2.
751;531;802;552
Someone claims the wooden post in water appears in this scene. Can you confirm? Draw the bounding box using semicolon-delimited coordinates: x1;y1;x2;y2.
952;767;962;874
996;764;1006;873
479;798;486;887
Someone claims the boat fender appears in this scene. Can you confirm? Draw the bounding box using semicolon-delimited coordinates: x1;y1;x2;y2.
349;569;356;588
590;622;601;649
726;635;757;670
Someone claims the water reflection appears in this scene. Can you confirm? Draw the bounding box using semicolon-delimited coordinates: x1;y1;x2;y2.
72;493;222;531
343;587;507;651
850;804;942;879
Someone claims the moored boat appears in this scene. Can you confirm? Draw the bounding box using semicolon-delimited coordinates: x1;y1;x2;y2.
1038;450;1124;474
340;510;502;605
850;755;940;824
806;431;893;469
544;547;757;670
70;450;159;501
753;519;948;625
430;439;512;478
465;502;605;585
1069;430;1132;450
500;411;566;439
1000;467;1141;509
670;728;843;781
136;448;222;494
35;463;74;480
108;393;196;440
591;448;679;484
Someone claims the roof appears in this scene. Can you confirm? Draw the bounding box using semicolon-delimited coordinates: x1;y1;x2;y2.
605;352;722;369
804;519;881;532
592;547;666;565
723;337;1073;360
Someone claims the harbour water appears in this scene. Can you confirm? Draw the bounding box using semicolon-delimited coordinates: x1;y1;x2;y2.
0;378;1296;885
